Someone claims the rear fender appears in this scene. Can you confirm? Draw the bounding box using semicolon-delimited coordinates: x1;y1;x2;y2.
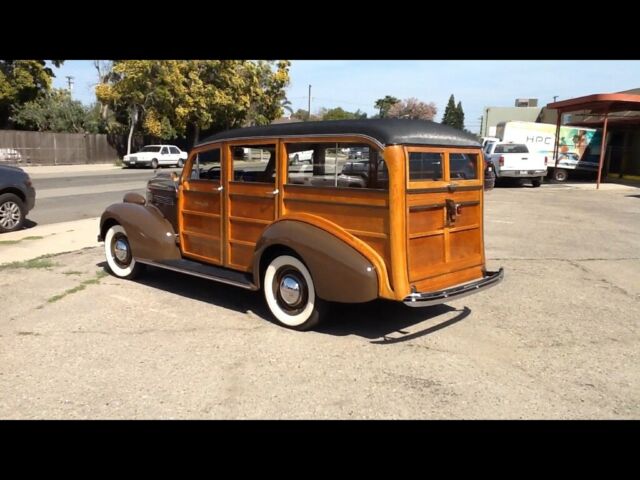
253;219;379;304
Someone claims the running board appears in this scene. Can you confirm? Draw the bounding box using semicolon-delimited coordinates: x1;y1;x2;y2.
136;258;258;290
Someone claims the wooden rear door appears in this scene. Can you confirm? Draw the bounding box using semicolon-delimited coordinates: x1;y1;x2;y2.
225;143;279;271
406;147;485;291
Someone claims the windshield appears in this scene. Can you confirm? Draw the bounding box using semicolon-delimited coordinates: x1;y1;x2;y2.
140;146;161;153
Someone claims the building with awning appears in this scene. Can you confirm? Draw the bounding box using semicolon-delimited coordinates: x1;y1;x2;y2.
545;88;640;188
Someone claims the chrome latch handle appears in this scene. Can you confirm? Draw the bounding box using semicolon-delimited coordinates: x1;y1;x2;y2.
217;185;224;192
269;188;279;196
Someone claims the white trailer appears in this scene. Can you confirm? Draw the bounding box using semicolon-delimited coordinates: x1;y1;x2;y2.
495;121;602;182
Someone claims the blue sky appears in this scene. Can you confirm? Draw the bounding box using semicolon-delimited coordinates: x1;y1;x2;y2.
52;60;640;134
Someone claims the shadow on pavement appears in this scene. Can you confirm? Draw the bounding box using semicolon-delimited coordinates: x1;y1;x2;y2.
22;219;38;229
97;262;472;342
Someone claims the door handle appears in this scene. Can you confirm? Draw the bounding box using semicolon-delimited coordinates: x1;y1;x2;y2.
445;199;458;226
268;188;279;196
217;185;224;192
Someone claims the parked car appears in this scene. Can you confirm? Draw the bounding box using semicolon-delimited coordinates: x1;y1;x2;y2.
483;157;496;190
484;142;547;187
123;145;188;169
288;150;313;165
98;119;503;331
0;165;36;233
0;148;23;164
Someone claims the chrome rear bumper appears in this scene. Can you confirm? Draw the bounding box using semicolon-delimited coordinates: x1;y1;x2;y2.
404;268;504;307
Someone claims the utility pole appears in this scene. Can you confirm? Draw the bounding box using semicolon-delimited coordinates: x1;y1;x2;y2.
479;116;484;136
307;84;312;121
66;76;74;95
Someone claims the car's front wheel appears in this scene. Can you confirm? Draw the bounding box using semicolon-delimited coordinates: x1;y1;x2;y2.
263;254;325;331
0;193;26;233
104;224;145;279
177;158;184;168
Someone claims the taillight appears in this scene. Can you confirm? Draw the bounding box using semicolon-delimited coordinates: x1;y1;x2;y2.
499;155;504;167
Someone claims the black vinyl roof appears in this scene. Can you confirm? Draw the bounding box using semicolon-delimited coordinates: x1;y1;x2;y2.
196;119;480;148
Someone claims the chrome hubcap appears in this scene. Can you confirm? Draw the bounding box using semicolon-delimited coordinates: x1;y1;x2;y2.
279;275;302;306
0;201;21;229
114;239;129;262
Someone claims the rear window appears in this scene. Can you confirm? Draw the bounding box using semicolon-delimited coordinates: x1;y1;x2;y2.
494;144;528;154
450;153;478;180
408;152;443;181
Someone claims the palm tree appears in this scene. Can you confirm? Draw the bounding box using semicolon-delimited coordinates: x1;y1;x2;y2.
280;98;293;117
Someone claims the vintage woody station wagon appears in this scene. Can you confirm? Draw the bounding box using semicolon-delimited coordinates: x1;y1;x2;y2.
98;119;503;330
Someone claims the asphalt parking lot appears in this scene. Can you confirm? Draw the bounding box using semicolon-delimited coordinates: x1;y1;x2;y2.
1;184;638;419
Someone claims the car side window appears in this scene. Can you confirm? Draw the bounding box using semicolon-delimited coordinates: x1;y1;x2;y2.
169;147;180;154
231;145;276;184
285;142;387;190
190;148;221;181
161;147;168;155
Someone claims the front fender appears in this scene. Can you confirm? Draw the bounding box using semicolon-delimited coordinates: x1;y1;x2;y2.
253;220;378;304
99;202;181;262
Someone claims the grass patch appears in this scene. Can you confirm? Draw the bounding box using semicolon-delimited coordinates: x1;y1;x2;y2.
46;270;109;304
62;270;84;276
0;235;45;245
0;257;57;271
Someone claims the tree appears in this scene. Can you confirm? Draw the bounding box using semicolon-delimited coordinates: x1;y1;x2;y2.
292;108;310;121
0;60;63;128
387;97;437;120
441;94;458;128
11;88;87;133
95;60;291;152
456;101;465;130
374;95;400;118
280;98;293;117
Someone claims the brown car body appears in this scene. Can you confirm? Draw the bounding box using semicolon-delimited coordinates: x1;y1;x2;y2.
99;119;503;329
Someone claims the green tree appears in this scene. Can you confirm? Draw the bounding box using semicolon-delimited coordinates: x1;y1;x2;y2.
96;60;291;152
374;95;400;118
292;108;310;121
322;107;354;120
441;94;458;128
0;60;63;128
11;88;87;133
455;101;465;130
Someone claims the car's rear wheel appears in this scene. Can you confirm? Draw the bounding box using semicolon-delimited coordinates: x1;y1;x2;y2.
151;159;159;170
104;224;145;279
551;168;568;182
263;254;325;331
0;193;25;233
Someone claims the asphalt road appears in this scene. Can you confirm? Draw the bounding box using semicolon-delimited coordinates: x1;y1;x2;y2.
28;168;181;226
1;184;638;419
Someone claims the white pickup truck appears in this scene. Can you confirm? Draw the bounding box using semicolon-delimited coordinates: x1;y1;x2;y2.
484;142;548;187
123;145;188;169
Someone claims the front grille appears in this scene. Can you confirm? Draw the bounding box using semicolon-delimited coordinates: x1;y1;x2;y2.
152;194;175;206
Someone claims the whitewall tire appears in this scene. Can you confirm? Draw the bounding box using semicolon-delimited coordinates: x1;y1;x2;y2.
104;224;144;279
263;255;324;331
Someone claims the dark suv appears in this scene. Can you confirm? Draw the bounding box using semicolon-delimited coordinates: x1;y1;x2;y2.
0;165;36;233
